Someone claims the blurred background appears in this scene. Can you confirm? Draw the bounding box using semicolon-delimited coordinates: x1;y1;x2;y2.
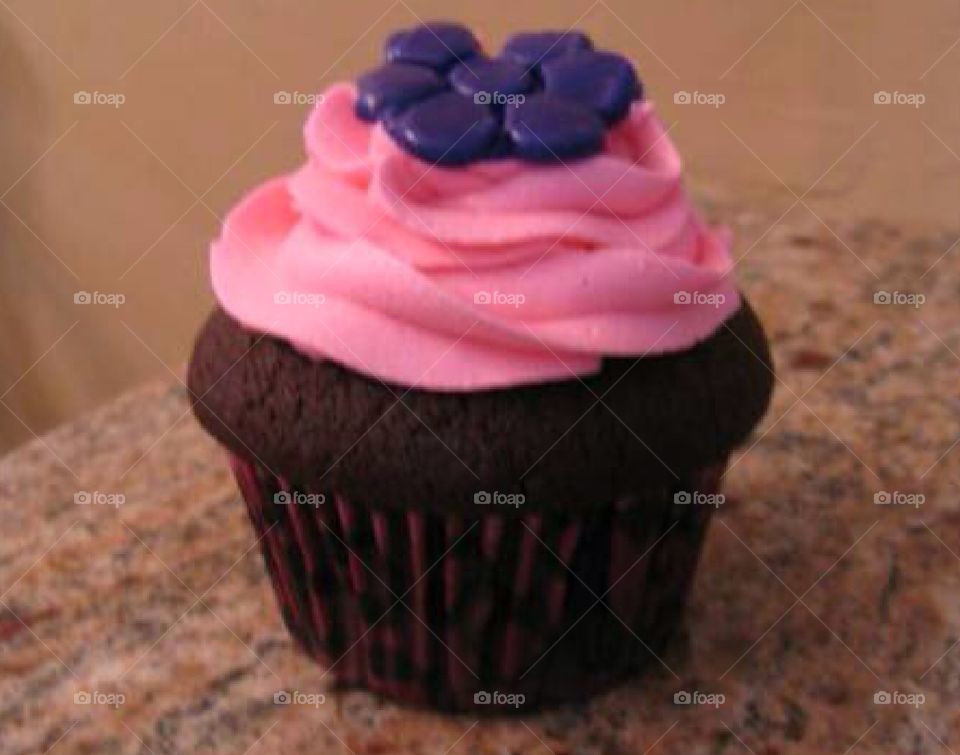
2;0;958;451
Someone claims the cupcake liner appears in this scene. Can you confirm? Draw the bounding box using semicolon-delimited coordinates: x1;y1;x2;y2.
230;453;725;711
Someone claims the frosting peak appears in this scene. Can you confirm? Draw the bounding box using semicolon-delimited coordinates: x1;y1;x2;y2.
211;83;740;390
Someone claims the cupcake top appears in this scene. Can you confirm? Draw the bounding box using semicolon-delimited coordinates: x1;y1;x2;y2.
210;23;741;391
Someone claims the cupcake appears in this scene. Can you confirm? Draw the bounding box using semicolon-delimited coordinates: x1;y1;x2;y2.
188;22;773;711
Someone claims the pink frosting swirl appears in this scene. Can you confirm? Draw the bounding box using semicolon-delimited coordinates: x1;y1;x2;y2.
211;83;740;390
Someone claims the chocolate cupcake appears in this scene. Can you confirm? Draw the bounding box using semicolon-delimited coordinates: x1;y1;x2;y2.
188;23;774;712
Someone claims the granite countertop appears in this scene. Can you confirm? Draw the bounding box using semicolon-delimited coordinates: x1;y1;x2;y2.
2;211;960;754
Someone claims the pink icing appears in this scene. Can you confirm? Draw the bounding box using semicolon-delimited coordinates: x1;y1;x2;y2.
211;83;740;390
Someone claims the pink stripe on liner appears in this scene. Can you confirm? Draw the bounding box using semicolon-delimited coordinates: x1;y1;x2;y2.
318;495;363;684
334;497;366;592
481;515;504;559
515;514;541;597
406;512;431;677
280;480;333;652
370;508;399;694
230;458;302;634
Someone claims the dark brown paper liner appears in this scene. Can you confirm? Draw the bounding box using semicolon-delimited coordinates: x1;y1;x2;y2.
230;453;724;711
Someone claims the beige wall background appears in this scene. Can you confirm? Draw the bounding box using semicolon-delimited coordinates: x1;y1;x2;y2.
2;0;958;451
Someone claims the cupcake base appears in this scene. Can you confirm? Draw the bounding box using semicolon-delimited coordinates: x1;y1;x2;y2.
230;453;724;712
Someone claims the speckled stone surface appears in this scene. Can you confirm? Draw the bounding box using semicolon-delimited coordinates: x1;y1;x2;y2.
2;211;960;754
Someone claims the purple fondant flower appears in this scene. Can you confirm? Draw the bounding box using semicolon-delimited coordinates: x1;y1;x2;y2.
354;23;644;165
